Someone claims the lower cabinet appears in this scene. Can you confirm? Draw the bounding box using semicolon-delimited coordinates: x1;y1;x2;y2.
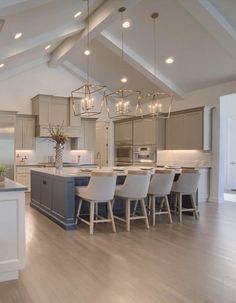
30;171;76;230
16;167;31;192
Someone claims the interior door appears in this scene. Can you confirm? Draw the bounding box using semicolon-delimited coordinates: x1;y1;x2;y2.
228;117;236;189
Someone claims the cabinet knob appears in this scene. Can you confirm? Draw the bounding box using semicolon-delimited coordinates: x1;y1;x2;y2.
230;162;236;165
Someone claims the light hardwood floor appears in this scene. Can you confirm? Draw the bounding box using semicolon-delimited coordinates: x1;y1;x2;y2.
0;201;236;303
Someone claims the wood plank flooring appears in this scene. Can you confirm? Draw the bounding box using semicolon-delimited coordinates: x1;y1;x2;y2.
0;201;236;303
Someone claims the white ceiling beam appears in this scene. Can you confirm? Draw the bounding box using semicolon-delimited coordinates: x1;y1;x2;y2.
49;0;142;67
0;57;49;82
178;0;236;61
0;22;85;63
99;31;185;100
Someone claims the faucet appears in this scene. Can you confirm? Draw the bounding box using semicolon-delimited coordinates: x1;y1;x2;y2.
96;152;102;169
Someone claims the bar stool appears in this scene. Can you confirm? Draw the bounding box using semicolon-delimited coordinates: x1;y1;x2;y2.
113;170;151;231
171;169;200;222
75;171;117;235
148;169;175;226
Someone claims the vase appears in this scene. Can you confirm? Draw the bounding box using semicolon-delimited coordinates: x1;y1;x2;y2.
55;143;63;170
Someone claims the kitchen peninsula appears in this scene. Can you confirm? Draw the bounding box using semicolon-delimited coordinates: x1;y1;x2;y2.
30;167;197;230
0;179;27;282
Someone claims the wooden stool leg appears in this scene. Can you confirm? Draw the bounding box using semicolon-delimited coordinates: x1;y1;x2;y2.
132;200;138;216
141;198;149;229
179;193;182;222
190;194;199;219
152;196;156;226
75;198;82;224
165;195;173;224
148;195;151;215
126;199;131;232
89;202;95;235
108;200;116;233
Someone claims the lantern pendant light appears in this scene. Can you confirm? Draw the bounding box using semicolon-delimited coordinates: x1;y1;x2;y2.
147;12;173;119
105;7;143;120
71;0;106;117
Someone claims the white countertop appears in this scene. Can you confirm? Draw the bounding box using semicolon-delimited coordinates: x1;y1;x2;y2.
0;178;28;192
31;166;183;178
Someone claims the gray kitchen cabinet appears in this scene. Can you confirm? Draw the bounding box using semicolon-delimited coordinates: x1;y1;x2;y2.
114;121;132;145
133;118;156;145
15;115;35;150
32;95;80;137
32;95;69;126
71;118;96;151
166;107;212;150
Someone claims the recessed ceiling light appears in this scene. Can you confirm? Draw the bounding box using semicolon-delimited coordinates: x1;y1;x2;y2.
122;21;131;28
14;32;22;39
45;45;51;50
84;49;90;56
165;57;174;64
0;63;5;68
74;11;82;18
121;77;128;83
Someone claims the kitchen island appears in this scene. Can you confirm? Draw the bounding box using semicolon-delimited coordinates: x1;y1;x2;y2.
30;167;197;230
0;178;27;282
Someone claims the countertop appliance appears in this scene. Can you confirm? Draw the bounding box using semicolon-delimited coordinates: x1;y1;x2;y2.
0;112;15;180
133;146;156;167
115;145;133;166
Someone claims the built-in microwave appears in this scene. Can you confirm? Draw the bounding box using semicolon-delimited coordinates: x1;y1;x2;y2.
115;145;133;164
133;146;156;165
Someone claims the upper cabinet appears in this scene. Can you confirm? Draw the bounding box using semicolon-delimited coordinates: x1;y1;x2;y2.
16;115;36;150
114;121;132;145
71;118;96;151
133;118;156;146
32;94;80;137
166;107;212;150
114;116;165;148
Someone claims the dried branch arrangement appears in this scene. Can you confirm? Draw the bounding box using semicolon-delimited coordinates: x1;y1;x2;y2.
48;123;67;146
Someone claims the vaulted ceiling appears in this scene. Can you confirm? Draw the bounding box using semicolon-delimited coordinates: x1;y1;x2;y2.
1;0;236;100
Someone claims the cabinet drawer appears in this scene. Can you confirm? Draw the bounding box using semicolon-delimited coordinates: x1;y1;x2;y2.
16;167;30;174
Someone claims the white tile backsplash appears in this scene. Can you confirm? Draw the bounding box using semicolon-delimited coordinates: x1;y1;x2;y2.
16;138;94;165
157;150;212;168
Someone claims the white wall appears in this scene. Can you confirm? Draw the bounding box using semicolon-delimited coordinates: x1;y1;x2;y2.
0;63;96;164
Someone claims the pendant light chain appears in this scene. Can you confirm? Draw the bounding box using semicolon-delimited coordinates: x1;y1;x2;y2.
121;10;124;80
86;0;90;84
153;16;157;80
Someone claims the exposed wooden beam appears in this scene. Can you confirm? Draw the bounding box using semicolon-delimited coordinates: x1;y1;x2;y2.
178;0;236;61
49;0;142;67
99;31;185;100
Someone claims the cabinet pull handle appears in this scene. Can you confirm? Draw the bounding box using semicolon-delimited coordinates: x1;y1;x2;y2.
43;180;47;185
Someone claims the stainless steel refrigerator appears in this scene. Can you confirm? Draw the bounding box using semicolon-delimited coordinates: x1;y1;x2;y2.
0;112;15;180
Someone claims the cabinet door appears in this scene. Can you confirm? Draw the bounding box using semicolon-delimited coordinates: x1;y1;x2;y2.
23;118;35;150
84;119;96;150
114;121;132;144
16;173;29;190
41;177;52;210
15;118;23;150
184;111;203;149
133;118;156;145
50;97;69;126
166;114;185;149
38;98;50;125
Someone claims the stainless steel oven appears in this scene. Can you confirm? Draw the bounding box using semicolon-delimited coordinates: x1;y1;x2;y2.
115;145;133;165
133;146;156;166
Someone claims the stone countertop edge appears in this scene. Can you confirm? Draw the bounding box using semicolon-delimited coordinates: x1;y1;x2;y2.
0;178;28;192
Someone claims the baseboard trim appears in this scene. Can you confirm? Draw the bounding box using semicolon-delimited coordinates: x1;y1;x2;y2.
208;196;224;203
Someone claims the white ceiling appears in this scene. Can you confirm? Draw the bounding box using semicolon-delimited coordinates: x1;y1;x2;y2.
0;0;236;99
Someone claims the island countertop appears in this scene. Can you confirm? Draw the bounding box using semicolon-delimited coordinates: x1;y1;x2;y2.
0;178;27;192
30;166;182;178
